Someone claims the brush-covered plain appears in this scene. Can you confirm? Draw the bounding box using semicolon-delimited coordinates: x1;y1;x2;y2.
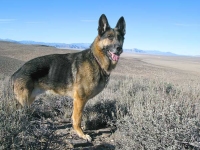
0;42;200;149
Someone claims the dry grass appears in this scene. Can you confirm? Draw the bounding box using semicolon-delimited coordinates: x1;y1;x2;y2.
0;76;73;149
0;42;200;149
1;74;199;149
107;76;200;149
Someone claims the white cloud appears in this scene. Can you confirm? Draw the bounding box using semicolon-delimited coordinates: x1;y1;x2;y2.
0;19;16;23
25;21;45;24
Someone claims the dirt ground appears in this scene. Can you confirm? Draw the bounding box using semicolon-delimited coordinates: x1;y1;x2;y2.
1;41;200;149
1;41;200;79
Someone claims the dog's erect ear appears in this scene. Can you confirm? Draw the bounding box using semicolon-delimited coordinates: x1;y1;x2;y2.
98;14;111;36
116;16;126;35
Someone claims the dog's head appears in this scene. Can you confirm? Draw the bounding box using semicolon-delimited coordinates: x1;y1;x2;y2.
97;14;126;62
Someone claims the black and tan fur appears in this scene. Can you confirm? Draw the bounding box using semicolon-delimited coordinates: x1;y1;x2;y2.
11;14;126;141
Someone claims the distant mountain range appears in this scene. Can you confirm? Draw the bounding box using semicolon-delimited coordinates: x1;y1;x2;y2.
124;48;177;56
0;38;178;56
0;39;91;50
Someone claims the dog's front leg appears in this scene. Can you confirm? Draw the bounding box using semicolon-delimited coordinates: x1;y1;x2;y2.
72;92;92;142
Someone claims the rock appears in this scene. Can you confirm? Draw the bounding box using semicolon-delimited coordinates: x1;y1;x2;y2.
96;128;111;134
72;143;115;150
189;142;200;148
101;133;111;138
65;139;93;148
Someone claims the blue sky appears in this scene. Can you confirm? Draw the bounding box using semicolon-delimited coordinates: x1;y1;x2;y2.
0;0;200;55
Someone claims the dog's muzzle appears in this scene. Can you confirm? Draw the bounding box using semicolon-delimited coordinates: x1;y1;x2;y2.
109;51;120;61
106;46;123;62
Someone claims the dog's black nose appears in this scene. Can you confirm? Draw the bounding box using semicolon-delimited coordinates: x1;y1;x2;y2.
116;46;123;55
116;46;122;51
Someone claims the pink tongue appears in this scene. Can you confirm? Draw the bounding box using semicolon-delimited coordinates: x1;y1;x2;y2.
110;52;120;61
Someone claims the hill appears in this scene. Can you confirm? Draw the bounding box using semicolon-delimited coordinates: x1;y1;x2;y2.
0;39;178;56
0;41;200;149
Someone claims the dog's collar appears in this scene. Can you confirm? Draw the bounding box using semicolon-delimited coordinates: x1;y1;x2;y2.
91;50;110;87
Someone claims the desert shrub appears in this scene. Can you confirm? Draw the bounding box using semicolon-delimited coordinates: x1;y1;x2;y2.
83;100;116;130
106;76;200;150
0;77;72;149
0;74;200;149
0;77;28;149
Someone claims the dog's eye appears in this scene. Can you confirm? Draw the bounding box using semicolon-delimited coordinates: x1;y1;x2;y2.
107;34;113;40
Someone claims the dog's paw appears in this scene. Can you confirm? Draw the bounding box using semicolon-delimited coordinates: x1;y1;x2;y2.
84;134;92;142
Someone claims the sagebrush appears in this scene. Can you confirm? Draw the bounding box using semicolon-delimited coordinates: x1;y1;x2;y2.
0;74;200;149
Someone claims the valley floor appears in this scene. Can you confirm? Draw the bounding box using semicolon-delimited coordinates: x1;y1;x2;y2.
0;42;200;149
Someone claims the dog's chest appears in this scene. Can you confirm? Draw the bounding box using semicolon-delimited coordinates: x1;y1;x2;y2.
87;71;109;99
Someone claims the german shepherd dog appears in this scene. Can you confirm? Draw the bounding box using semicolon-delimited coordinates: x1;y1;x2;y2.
11;14;126;141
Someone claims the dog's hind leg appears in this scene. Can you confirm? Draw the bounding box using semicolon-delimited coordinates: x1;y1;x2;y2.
72;91;92;142
13;78;34;107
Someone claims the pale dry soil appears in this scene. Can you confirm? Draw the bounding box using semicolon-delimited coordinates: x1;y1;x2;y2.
0;41;200;149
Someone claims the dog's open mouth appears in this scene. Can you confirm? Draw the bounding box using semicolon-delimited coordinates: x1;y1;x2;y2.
108;51;120;61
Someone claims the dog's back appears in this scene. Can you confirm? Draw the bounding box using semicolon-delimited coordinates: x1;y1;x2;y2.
12;53;76;106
